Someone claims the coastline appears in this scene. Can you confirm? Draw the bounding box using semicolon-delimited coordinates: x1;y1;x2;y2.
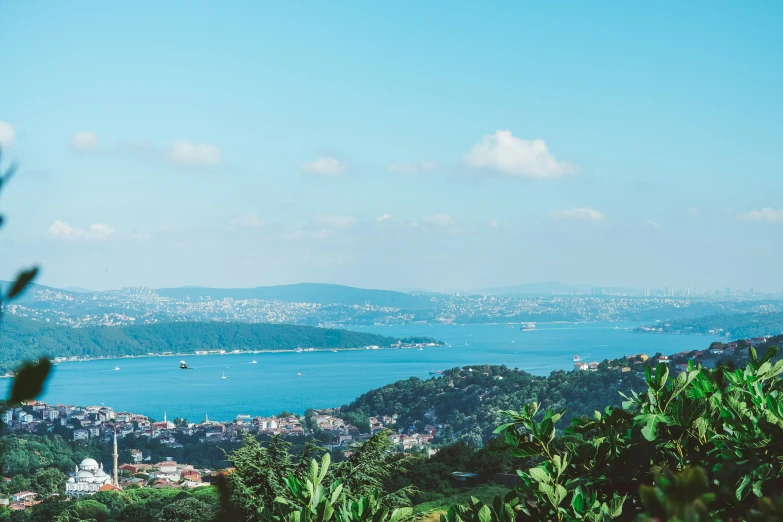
40;342;445;368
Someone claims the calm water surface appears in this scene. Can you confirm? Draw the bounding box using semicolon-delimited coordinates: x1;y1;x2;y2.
3;323;719;421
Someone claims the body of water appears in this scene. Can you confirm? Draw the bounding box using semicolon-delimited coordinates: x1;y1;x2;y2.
3;322;720;421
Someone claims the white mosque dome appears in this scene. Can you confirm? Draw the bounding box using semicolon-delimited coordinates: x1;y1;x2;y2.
76;470;94;479
79;458;99;471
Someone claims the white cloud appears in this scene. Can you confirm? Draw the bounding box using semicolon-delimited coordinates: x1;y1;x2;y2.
423;214;455;226
70;131;100;152
464;130;577;179
169;139;221;166
738;208;783;222
489;220;500;228
376;213;393;222
301;157;346;176
48;220;116;241
314;214;357;228
388;161;439;175
644;220;660;229
0;121;16;147
549;207;605;222
229;213;263;228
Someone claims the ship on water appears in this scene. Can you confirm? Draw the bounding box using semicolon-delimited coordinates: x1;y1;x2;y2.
520;322;536;331
429;369;444;375
180;360;190;369
572;355;581;362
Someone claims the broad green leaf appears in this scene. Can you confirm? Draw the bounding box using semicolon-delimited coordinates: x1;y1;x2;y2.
477;505;491;522
736;475;751;501
528;467;551;484
546;484;567;508
389;507;412;522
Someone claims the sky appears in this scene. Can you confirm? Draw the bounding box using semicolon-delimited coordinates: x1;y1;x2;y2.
1;2;782;293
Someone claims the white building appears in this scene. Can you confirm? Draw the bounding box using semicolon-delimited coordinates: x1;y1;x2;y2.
73;429;89;441
65;459;112;497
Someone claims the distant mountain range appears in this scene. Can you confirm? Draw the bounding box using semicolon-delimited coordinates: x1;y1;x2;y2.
155;283;434;308
2;281;433;309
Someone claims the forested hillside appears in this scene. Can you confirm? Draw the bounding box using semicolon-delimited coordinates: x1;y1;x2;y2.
339;364;641;445
637;310;783;338
0;316;430;373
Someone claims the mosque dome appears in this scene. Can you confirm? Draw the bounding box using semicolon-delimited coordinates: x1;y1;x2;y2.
79;458;99;471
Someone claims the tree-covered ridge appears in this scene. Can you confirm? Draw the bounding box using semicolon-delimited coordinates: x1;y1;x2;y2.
0;315;437;374
636;310;783;338
339;365;642;445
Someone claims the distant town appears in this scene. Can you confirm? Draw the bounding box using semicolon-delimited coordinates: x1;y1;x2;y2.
0;399;434;511
5;283;782;328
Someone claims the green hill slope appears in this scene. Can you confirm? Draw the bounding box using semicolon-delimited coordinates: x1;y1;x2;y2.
0;316;432;373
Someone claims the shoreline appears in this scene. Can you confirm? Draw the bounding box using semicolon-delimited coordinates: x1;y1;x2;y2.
33;343;446;370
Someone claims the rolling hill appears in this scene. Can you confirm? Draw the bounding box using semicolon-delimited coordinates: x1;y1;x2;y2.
155;283;434;308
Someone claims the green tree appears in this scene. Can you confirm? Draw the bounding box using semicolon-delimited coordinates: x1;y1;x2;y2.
157;497;215;521
31;468;66;499
72;499;110;522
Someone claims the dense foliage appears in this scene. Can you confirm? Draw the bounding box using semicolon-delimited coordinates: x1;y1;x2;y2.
0;486;220;521
494;346;783;521
0;315;435;373
340;365;640;445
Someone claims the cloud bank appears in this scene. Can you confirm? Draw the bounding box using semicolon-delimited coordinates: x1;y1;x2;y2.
301;157;346;176
464;130;577;179
48;220;116;241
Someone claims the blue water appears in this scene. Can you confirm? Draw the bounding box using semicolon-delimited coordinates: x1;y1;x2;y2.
2;323;719;422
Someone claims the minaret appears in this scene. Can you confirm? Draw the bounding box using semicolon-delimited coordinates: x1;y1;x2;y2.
164;412;167;425
112;428;119;487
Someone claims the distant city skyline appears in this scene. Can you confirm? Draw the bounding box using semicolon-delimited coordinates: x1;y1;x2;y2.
2;3;782;292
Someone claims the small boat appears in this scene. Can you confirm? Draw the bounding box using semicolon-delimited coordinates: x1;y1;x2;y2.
521;323;536;331
332;350;338;353
114;367;120;371
221;372;226;379
419;347;423;351
572;355;581;362
250;360;257;364
297;372;302;376
180;361;190;370
429;369;444;375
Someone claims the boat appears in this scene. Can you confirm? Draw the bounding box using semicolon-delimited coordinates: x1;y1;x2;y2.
221;372;226;379
572;355;581;362
295;348;303;353
180;361;190;369
521;322;536;331
250;360;257;364
429;369;444;375
297;372;302;376
114;367;120;371
332;350;338;353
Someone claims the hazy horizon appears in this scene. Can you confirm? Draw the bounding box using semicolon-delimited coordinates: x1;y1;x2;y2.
2;3;782;293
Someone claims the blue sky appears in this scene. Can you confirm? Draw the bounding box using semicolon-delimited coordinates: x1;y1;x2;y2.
1;2;782;292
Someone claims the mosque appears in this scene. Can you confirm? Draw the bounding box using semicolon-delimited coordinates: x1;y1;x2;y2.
65;430;120;497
